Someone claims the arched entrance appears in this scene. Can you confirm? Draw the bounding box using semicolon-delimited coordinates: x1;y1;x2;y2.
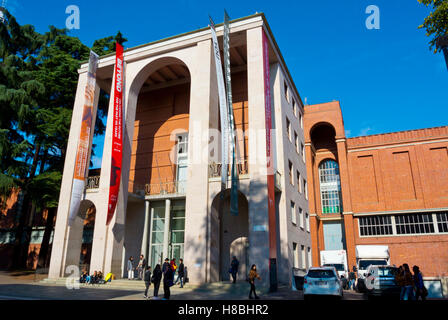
210;190;249;282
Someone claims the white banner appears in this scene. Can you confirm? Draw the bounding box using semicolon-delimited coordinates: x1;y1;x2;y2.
209;16;229;191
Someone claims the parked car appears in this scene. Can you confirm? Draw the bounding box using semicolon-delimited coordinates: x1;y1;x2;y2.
364;265;401;299
303;266;343;300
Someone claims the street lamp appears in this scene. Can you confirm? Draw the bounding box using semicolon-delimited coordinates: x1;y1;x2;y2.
436;35;448;71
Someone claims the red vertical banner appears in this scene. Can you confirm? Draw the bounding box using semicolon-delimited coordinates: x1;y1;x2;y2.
262;29;277;260
106;43;124;225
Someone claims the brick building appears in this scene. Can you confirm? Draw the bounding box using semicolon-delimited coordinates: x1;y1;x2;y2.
304;101;448;284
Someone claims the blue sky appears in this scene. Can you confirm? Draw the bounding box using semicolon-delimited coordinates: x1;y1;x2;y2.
9;0;448;168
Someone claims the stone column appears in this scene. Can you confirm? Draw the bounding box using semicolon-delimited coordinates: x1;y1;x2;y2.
246;26;271;288
141;200;151;258
48;71;100;278
183;39;214;285
163;199;171;259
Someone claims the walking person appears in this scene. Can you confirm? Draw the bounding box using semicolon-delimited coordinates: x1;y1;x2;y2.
137;254;147;280
170;258;177;283
151;264;162;300
413;265;427;301
143;266;152;299
162;258;170;273
163;261;174;300
348;266;357;290
175;258;185;288
127;256;135;280
248;264;261;299
230;256;239;284
402;264;415;300
395;265;405;299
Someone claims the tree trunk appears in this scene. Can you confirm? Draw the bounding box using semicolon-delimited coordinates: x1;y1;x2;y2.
37;207;56;269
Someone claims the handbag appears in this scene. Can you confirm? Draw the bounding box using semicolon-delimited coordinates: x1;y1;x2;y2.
228;268;233;274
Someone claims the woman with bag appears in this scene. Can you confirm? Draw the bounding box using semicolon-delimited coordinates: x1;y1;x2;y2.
248;264;261;299
413;265;427;301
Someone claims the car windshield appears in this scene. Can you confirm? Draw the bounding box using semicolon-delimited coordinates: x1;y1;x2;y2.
359;260;387;270
307;270;336;278
324;264;344;271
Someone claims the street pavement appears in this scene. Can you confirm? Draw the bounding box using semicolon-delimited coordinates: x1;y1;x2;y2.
0;271;366;300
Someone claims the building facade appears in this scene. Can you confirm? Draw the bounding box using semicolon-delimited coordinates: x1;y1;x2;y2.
304;101;448;284
47;14;311;287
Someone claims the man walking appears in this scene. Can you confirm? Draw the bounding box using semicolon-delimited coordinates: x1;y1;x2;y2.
175;258;185;288
230;256;239;284
348;266;357;290
143;266;152;299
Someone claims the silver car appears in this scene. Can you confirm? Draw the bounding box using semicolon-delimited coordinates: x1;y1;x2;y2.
303;266;344;299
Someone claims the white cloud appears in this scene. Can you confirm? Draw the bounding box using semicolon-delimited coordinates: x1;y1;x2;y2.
358;127;373;136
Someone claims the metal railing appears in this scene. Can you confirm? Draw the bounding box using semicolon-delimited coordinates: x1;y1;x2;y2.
208;159;249;178
85;176;100;189
145;181;186;196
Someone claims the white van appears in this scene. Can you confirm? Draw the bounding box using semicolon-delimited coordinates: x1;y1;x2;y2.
320;250;348;279
355;245;390;291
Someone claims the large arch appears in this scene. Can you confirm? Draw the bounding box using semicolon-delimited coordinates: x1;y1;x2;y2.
210;189;249;282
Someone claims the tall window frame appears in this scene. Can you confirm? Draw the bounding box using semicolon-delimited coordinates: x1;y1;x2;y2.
318;159;343;214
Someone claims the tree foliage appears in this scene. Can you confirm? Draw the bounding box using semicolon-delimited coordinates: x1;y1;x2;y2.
0;7;127;268
419;0;448;52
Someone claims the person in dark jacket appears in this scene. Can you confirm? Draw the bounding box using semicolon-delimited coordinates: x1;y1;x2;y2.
151;264;162;299
413;265;427;301
248;264;261;299
162;258;170;273
348;266;357;290
174;258;185;288
143;266;152;299
230;256;239;284
163;263;174;300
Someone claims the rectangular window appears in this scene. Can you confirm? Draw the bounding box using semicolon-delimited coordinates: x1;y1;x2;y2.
437;212;448;233
286;118;291;141
299;112;303;129
284;81;289;103
307;247;312;269
293;99;297;117
297;171;302;193
304;179;308;200
301;245;306;269
299;207;304;229
294;132;299;153
289;161;293;185
293;243;299;268
358;212;448;237
306;212;310;232
395;213;434;235
301;143;305;162
291;201;296;225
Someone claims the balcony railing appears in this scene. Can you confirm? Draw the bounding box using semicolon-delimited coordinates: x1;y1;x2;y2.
145;181;186;196
85;176;100;189
208;160;249;178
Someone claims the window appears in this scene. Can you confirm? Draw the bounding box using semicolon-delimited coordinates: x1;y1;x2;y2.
293;243;299;268
291;201;296;225
294;132;299;153
307;247;312;268
306;212;310;232
284;81;289;103
304;179;308;200
318;160;342;214
299;112;303;129
297;171;302;193
293;99;297;117
358;212;448;237
395;213;434;235
299;207;304;229
301;245;306;269
286;118;291;141
301;143;305;162
437;212;448;232
289;161;293;185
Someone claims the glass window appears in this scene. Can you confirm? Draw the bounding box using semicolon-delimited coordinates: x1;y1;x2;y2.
301;245;306;269
299;207;304;229
286;118;291;141
359;215;393;236
289;161;293;185
306;212;310;232
291;201;296;225
304;179;308;200
307;247;312;268
306;269;337;279
437;212;448;233
297;171;302;193
294;132;299;153
395;213;434;235
293;243;299;268
318;160;342;214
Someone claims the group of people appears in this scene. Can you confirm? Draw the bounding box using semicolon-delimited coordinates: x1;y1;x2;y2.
229;256;262;300
79;270;108;285
127;255;186;300
395;264;427;301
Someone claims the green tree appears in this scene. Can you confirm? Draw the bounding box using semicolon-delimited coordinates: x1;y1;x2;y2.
0;8;127;269
418;0;448;52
